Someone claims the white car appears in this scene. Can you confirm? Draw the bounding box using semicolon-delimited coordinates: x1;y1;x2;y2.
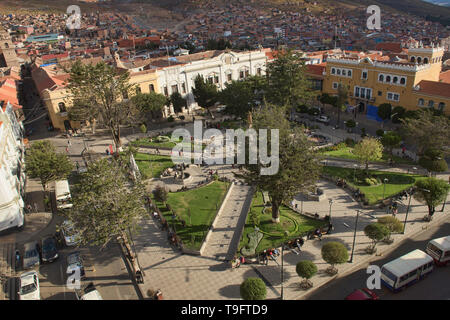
18;271;40;300
315;115;330;124
76;283;103;300
61;220;80;247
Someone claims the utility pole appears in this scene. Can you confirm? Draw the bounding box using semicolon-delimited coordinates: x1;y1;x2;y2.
349;210;360;263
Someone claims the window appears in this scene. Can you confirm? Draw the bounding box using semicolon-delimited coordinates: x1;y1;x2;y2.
393;76;398;84
347;70;352;77
171;84;178;93
400;77;406;85
181;83;186;94
428;100;434;108
257;68;262;76
366;89;372;100
378;91;382;96
163;86;168;96
331;68;336;75
362;71;368;80
386;75;391;83
424;58;428;64
58;102;67;113
214;76;219;84
410;56;415;63
240;71;244;79
245;70;249;78
342;70;346;76
4;42;9;49
227;73;232;82
418;98;424;106
387;92;399;102
337;69;341;75
208;77;213;84
417;57;422;64
333;82;338;89
438;102;445;111
355;86;360;97
379;74;384;82
381;268;397;282
360;88;366;99
149;84;155;92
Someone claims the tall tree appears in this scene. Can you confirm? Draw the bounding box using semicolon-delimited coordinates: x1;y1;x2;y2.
334;83;348;129
414;178;450;219
418;148;448;176
169;92;187;113
25;140;73;192
377;103;392;128
65;158;146;248
192;74;218;112
265;50;314;107
381;131;402;158
242;105;321;223
354;137;383;174
400;109;450;156
131;92;168;120
67;61;138;149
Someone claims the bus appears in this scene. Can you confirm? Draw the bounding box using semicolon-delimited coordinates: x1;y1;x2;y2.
426;236;450;266
380;249;434;292
55;180;73;209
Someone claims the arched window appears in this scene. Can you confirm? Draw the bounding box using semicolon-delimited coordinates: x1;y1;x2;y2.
58;102;67;113
410;56;415;63
379;74;384;82
347;70;352;77
149;84;155;92
393;76;398;84
428;100;434;108
418;99;424;106
342;70;346;76
336;69;341;75
386;75;391;83
4;42;9;49
417;57;422;64
423;57;429;64
438;102;445;111
400;77;406;85
331;68;336;75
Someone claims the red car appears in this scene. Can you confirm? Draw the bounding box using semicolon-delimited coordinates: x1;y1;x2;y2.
345;288;379;300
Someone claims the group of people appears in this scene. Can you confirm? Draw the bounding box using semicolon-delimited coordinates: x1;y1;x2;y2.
260;248;280;265
336;178;347;187
389;202;399;216
231;255;246;268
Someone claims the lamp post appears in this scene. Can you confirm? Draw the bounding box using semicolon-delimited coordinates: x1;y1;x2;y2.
328;198;333;223
402;188;414;234
280;244;285;300
349;210;360;263
353;164;358;182
382;178;388;200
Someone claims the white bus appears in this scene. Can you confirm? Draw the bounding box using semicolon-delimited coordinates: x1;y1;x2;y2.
380;249;434;292
55;180;73;209
426;236;450;266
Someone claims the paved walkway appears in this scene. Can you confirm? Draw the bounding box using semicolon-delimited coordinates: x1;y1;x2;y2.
202;183;253;261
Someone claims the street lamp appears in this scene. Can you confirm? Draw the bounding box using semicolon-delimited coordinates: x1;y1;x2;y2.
349;210;361;263
353;164;358;182
402;188;414;234
382;178;388;200
280;244;285;300
328;198;333;223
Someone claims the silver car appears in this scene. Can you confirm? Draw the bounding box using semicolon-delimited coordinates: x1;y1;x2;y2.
23;241;40;269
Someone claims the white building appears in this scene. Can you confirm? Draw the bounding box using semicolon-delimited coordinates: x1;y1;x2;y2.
0;101;25;232
155;49;272;114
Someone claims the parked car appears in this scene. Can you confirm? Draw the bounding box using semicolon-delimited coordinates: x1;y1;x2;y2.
61;220;80;247
216;105;226;112
345;288;379;300
23;241;40;269
66;251;85;279
76;282;103;300
18;271;40;300
315;115;330;124
40;235;58;263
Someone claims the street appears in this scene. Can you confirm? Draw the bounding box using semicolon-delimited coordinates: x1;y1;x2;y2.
305;217;450;300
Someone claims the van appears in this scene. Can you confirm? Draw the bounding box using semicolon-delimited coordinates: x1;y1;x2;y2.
426;236;450;266
55;180;73;209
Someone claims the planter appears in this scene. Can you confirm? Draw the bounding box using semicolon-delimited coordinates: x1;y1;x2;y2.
365;246;377;255
300;279;313;290
325;266;338;276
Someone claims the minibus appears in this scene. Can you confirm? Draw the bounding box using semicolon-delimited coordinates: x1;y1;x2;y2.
426;236;450;266
55;180;73;209
380;249;433;292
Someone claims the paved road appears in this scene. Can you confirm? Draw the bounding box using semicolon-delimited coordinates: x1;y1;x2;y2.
305;217;450;300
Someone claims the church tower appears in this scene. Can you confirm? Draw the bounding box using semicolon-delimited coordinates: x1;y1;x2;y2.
0;28;19;68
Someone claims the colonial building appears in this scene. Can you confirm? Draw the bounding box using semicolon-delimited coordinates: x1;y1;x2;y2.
322;44;449;117
0;101;25;232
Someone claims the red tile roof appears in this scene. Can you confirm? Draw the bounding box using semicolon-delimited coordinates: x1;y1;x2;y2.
415;80;450;99
439;70;450;84
306;63;326;76
375;42;403;53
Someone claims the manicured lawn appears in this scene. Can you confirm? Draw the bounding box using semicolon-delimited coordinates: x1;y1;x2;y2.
322;166;427;204
320;146;415;165
154;181;230;250
131;136;204;150
134;153;174;178
238;192;326;256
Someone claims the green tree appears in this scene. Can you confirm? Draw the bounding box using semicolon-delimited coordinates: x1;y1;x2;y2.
345;119;356;132
377;103;392;127
391;106;406;123
381;131;402;158
364;223;390;253
242;105;321;223
170;92;187;113
296;260;317;288
25;140;73;192
265;50;314;107
67;61;138;149
377;216;404;241
65;158;146;248
192;74;218;111
131;92;168;120
418;148;448;175
321;241;348;274
400;109;450;155
140;123;147;134
153;185;168;204
240;278;267;300
414;178;450;219
354;137;383;174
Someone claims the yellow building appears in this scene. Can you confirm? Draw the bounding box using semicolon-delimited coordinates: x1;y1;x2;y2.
322;44;449;116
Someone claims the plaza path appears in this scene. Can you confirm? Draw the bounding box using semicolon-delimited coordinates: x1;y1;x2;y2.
201;183;253;261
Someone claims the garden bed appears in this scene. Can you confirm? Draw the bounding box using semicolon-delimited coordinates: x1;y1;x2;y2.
134;153;174;179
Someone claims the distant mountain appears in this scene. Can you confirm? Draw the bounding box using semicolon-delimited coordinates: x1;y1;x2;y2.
422;0;450;7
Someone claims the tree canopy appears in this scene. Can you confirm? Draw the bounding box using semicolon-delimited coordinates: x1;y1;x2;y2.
25;140;73;191
414;177;450;218
418;148;448;174
65;158;146;248
169;92;187;113
240;278;267;300
381;131;402;157
131;92;168;119
321;241;348;268
354;137;383;173
364;223;390;251
192;74;218;110
296;261;318;280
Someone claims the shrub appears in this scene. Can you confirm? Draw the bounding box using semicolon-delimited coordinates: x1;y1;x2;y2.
321;241;348;273
344;138;355;147
296;260;317;289
140;123;147;133
376;129;385;137
154;185;169;203
240;278;267;300
364;223;390;253
336;142;347;150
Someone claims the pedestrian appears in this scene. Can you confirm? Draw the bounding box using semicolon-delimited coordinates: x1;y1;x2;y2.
76;161;80;171
33;202;38;213
26;204;32;213
65;146;69;153
67;139;71;147
106;148;110;156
